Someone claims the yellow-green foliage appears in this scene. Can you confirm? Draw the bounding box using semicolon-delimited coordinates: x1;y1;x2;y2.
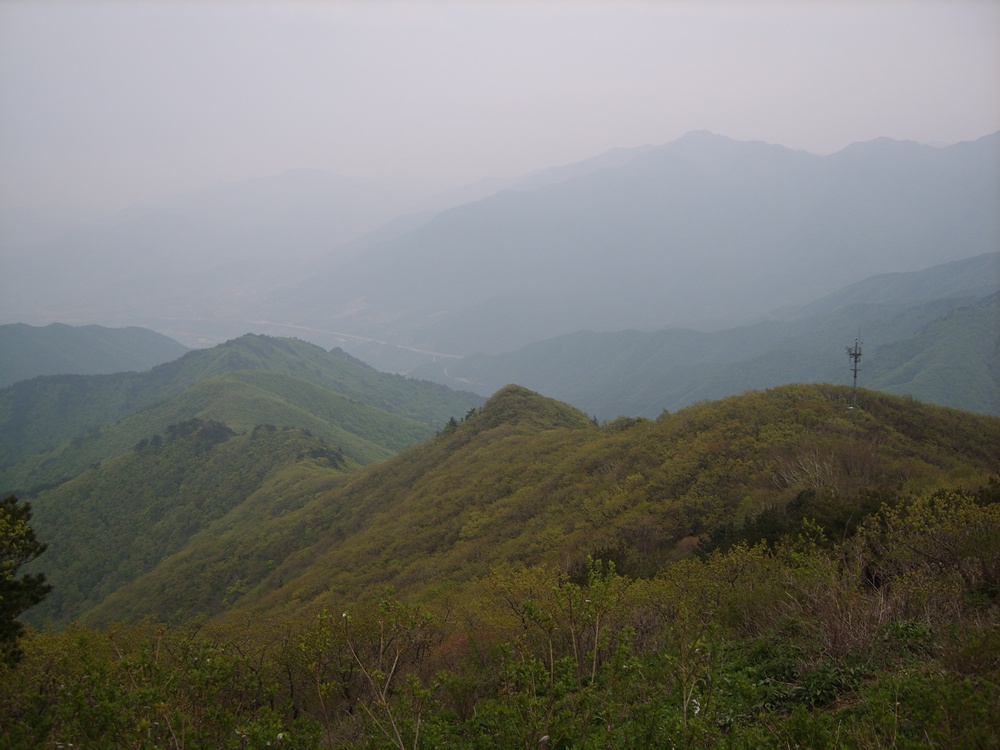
5;484;998;748
25;421;353;627
66;383;998;633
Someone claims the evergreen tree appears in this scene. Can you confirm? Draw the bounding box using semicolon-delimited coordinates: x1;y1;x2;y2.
0;494;51;664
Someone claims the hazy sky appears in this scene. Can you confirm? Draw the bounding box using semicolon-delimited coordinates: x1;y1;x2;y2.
1;0;998;212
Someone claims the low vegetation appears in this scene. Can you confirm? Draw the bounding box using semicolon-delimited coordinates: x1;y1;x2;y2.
2;484;998;747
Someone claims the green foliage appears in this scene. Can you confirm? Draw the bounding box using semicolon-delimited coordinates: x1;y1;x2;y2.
0;333;483;485
27;382;993;632
23;420;352;627
1;383;998;746
858;486;1000;613
873;292;1000;414
0;621;322;749
3;491;1000;748
0;495;50;664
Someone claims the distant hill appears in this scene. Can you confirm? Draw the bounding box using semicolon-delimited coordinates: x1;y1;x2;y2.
275;131;1000;357
0;322;188;387
409;254;1000;418
775;251;1000;317
0;334;483;493
870;292;999;413
28;382;996;629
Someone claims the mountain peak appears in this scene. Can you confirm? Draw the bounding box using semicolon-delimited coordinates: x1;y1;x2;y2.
675;129;730;143
471;384;595;433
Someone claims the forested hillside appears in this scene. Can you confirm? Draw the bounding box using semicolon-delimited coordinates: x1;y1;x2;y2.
4;382;999;747
129;383;1000;627
871;292;999;413
0;333;483;493
26;420;352;625
1;331;485;630
21;382;995;630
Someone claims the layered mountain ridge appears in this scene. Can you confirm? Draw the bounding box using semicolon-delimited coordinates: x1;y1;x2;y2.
283;131;999;356
410;252;1000;418
3;131;996;357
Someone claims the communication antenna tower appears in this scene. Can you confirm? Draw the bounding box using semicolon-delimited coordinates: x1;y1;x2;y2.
846;331;862;409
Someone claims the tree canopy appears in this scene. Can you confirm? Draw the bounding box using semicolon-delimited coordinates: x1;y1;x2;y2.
0;494;50;664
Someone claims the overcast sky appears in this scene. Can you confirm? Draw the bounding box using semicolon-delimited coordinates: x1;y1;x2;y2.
1;0;998;213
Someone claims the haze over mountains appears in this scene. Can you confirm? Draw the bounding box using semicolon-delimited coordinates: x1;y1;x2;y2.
4;2;1000;741
411;253;1000;419
0;322;188;388
2;131;997;358
293;131;999;359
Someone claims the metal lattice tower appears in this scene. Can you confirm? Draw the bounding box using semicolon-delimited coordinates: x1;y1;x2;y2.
846;333;863;408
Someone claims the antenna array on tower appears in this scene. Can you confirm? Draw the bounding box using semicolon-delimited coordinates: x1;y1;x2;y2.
846;333;863;408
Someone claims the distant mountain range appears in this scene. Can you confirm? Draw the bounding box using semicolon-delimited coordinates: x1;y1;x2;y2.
408;252;999;418
274;131;999;357
2;131;996;356
0;322;187;387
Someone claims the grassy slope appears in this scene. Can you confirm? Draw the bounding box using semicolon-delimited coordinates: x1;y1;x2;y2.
78;383;1000;628
2;372;428;496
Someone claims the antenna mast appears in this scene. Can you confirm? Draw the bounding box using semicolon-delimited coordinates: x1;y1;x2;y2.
846;332;862;408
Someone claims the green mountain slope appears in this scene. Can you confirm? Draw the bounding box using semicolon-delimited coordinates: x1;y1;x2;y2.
69;383;1000;628
0;322;188;387
1;369;442;496
780;250;1000;316
25;419;352;625
870;293;1000;413
0;333;483;474
7;385;1000;749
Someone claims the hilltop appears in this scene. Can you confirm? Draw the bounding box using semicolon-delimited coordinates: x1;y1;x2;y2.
0;333;483;495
